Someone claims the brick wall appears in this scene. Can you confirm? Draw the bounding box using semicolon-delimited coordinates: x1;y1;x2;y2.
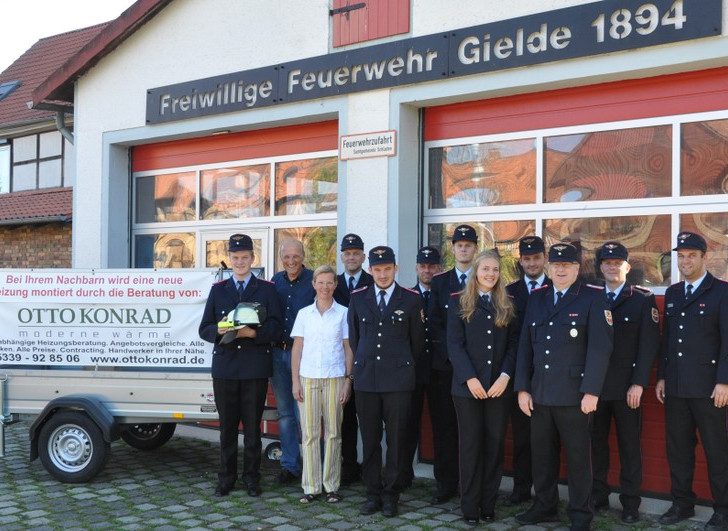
0;223;72;268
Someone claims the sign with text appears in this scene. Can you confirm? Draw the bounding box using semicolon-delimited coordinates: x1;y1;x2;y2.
146;0;720;123
0;270;215;369
340;130;396;160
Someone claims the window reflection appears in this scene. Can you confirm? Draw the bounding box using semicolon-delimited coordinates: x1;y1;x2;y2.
681;119;728;196
200;165;270;220
429;139;536;209
135;233;195;268
543;215;671;286
427;221;536;283
273;226;337;273
275;157;337;215
680;213;728;280
136;172;196;223
544;126;672;203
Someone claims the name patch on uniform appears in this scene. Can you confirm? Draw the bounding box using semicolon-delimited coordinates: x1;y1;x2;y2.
604;310;613;326
652;307;659;324
667;303;673;308
700;303;706;307
569;313;579;317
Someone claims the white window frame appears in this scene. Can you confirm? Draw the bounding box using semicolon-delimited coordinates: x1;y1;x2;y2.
423;109;728;294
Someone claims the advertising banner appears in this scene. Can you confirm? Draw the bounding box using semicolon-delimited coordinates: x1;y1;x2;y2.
0;270;216;369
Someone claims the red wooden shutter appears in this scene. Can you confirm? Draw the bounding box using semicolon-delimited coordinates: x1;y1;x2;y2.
332;0;410;47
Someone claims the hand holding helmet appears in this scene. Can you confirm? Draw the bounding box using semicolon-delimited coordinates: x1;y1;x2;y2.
217;302;267;345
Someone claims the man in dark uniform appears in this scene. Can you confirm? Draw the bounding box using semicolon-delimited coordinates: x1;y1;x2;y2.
333;233;373;484
591;241;659;524
348;246;425;518
515;242;613;531
505;235;551;506
199;233;283;498
427;224;478;504
403;245;441;489
655;232;728;531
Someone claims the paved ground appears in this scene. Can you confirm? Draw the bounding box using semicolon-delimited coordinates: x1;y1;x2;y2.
0;421;713;530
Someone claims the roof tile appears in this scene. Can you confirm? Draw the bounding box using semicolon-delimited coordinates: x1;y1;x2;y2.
0;187;72;222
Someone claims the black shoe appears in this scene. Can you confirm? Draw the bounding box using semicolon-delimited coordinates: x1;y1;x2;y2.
705;512;728;531
246;484;262;497
621;509;640;524
382;500;398;518
481;512;494;522
659;505;695;525
429;490;457;504
503;492;531;506
360;498;382;515
516;507;559;525
463;517;478;527
276;469;299;485
214;484;232;497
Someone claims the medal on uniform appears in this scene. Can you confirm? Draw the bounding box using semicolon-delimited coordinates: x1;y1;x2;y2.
652;307;659;323
604;309;613;326
570;328;578;338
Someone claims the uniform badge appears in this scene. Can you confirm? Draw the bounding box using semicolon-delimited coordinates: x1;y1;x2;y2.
394;310;404;315
651;307;659;324
420;309;425;323
570;328;578;338
604;310;613;326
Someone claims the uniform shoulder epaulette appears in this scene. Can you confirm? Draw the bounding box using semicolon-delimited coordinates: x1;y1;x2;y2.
449;291;462;297
506;279;520;287
213;279;227;285
259;278;275;285
532;284;549;292
402;287;419;294
351;286;368;294
634;285;653;293
717;278;728;285
669;280;683;288
433;270;449;277
586;283;605;290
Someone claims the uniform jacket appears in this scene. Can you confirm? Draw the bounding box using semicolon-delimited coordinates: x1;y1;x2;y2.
600;283;660;400
447;293;520;398
199;275;283;380
412;283;433;385
507;275;552;326
658;273;728;398
514;281;614;406
348;283;426;393
428;268;465;370
334;270;373;307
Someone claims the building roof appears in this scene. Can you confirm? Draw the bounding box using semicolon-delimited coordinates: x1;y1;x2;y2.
0;187;73;224
0;23;109;129
33;0;172;108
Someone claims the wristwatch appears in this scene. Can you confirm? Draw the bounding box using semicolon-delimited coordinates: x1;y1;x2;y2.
346;374;354;382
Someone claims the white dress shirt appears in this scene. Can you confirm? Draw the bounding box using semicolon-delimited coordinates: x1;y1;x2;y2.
291;300;349;378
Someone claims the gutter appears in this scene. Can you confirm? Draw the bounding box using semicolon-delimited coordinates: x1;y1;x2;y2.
0;215;69;227
55;111;73;145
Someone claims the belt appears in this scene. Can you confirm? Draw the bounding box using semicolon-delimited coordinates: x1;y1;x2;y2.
278;341;292;351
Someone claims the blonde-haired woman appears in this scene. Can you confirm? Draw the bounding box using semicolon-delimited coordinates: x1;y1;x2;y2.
291;265;354;504
447;249;520;526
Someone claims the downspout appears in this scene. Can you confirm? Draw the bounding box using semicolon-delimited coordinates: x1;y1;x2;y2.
55;110;73;145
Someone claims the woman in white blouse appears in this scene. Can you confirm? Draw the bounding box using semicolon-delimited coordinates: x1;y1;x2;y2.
291;264;354;504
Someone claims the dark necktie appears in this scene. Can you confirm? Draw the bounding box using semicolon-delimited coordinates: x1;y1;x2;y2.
481;294;490;307
686;284;693;299
348;276;355;292
607;292;616;306
237;281;245;301
459;273;467;289
378;290;387;314
555;291;563;306
529;280;537;293
423;290;430;315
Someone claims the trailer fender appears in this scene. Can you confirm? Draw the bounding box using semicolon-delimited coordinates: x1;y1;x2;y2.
29;396;120;461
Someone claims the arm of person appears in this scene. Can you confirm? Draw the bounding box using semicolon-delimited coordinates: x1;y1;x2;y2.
291;336;304;402
340;338;354;404
409;293;426;366
580;294;614;397
446;298;482;398
199;286;223;343
491;313;521;396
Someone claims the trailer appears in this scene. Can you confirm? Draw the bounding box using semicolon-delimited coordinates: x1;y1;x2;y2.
0;269;223;482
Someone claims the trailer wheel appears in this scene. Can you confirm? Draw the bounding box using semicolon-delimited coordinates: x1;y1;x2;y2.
265;441;282;461
121;423;176;450
38;411;110;483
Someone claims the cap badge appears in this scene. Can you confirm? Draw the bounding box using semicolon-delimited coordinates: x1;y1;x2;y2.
374;249;385;256
422;249;432;256
553;244;567;252
458;227;468;235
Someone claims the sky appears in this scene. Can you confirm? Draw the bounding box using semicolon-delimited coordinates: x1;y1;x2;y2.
0;0;137;73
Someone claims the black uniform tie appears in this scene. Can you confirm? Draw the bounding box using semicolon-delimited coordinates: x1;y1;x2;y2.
378;290;387;314
423;290;430;315
607;291;616;306
555;291;563;306
481;294;491;307
686;284;694;299
459;273;467;289
237;281;245;301
529;280;537;293
348;276;355;292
